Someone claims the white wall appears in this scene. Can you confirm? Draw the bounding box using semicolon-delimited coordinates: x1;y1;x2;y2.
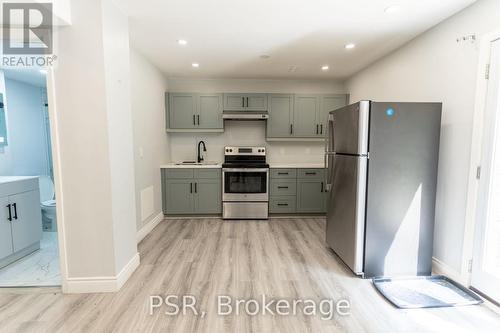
129;48;169;230
345;0;500;273
167;78;346;164
101;0;138;272
0;76;49;176
51;0;138;287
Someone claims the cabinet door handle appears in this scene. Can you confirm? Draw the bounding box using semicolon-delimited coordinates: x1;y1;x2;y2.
277;172;289;175
316;124;319;134
190;183;193;193
277;203;289;206
6;204;12;222
242;97;245;107
246;97;249;108
277;186;289;189
193;115;196;125
321;182;324;192
197;115;200;125
195;182;197;193
290;124;293;135
305;172;317;175
320;124;323;135
12;203;18;220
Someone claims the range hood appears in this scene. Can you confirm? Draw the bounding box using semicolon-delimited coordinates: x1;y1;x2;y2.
222;111;269;120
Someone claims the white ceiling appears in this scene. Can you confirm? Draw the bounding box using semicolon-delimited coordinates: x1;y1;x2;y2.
118;0;476;80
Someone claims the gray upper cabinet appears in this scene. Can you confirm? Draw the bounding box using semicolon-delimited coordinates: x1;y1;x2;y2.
268;94;348;139
267;94;294;138
246;94;268;111
169;93;197;129
293;95;319;137
223;93;267;111
318;95;349;135
167;93;223;131
198;94;223;129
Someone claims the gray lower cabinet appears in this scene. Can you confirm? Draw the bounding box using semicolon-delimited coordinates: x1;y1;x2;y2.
194;179;221;214
269;168;326;214
165;179;194;214
296;179;326;213
162;169;221;215
167;93;223;130
9;190;43;252
0;196;13;259
270;196;296;213
0;177;42;269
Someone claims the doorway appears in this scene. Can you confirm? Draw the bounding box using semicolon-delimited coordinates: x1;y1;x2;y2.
471;38;500;303
0;68;60;287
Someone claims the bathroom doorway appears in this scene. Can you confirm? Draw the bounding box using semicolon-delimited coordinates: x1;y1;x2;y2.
0;68;60;287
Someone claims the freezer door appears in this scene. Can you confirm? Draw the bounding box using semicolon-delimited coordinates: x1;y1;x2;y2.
330;101;370;155
326;154;367;275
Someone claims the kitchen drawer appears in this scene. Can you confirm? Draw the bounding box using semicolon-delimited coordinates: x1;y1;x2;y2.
269;196;296;213
270;181;296;196
297;169;324;180
165;169;194;179
194;169;221;179
270;169;297;179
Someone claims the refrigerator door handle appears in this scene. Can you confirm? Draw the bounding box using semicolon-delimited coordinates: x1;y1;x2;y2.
324;114;335;191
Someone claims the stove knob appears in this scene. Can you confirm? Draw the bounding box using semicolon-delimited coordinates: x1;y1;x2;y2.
229;149;233;152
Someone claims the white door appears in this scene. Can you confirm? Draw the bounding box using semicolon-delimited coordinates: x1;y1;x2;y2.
471;38;500;302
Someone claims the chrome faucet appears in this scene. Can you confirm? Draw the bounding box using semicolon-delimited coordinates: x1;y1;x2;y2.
197;141;207;163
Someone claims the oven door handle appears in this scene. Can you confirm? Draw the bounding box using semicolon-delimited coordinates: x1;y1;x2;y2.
222;168;269;172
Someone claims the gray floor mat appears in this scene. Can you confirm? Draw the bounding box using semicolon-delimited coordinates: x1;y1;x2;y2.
372;275;483;309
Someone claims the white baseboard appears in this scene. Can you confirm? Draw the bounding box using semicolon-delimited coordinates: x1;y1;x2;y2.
65;253;140;294
432;257;467;285
137;212;164;243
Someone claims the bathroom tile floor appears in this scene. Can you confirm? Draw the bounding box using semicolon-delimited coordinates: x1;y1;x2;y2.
0;232;61;287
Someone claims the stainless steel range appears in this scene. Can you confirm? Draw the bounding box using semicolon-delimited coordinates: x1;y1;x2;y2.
222;146;269;219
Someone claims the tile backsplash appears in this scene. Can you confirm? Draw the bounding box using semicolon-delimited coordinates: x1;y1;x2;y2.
167;120;324;164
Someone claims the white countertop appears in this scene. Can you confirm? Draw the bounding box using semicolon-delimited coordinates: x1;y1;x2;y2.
269;163;324;169
161;163;324;169
0;176;39;184
161;163;222;169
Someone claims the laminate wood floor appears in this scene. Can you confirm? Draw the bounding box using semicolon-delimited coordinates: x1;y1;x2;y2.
1;218;499;333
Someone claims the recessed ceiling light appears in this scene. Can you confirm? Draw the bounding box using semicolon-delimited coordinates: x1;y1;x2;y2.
321;65;329;71
345;43;356;50
177;39;188;45
192;63;199;68
384;5;401;14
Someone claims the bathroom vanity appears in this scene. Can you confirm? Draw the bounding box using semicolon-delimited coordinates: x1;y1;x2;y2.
0;177;43;269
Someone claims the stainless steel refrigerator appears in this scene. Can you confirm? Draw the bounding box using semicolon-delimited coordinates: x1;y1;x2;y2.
325;101;442;278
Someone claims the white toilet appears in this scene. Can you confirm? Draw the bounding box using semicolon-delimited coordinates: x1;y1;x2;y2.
39;176;57;232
